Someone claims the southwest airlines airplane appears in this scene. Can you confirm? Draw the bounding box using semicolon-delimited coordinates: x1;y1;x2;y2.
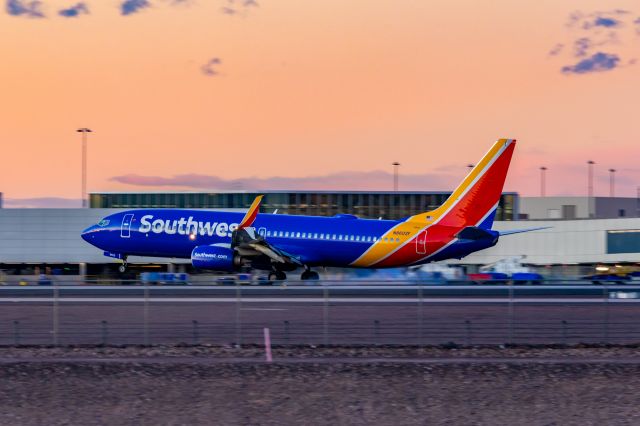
82;139;538;281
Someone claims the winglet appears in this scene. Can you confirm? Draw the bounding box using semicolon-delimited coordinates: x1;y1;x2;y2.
238;195;264;229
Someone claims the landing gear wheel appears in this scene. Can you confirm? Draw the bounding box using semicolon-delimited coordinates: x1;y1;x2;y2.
118;263;127;273
268;271;287;282
301;270;320;280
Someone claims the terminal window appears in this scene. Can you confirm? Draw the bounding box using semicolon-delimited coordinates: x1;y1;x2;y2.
607;230;640;254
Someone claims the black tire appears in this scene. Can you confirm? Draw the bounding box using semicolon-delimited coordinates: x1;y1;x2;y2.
301;270;320;280
269;271;286;282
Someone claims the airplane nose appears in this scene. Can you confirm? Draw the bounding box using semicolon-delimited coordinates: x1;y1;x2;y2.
81;225;96;243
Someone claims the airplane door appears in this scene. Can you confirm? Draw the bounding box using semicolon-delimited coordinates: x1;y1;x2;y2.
121;214;134;238
258;227;267;238
416;230;427;254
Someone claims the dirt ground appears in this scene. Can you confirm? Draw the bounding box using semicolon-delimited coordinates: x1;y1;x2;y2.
1;345;640;425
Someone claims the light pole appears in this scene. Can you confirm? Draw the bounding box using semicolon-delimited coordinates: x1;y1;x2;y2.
540;166;547;197
608;168;616;198
587;160;595;218
392;162;400;192
77;128;92;207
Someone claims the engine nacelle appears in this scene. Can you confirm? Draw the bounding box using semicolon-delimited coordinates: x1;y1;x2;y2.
191;245;237;271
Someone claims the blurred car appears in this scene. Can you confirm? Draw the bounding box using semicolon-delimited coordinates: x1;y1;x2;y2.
467;272;509;285
215;273;261;285
139;272;189;285
474;256;544;285
37;274;52;286
582;265;640;285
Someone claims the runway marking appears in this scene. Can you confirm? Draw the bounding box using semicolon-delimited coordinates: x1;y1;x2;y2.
0;297;638;304
240;308;287;311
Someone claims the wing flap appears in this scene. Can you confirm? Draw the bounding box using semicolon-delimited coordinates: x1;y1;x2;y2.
236;237;304;266
248;243;287;264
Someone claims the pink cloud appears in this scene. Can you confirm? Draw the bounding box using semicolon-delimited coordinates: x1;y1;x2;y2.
109;170;461;192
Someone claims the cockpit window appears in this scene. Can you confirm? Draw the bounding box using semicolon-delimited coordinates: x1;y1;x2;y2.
97;219;110;227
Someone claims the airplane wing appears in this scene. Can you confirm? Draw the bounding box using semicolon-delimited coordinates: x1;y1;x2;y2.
234;230;304;266
232;195;304;267
498;226;551;236
242;239;304;266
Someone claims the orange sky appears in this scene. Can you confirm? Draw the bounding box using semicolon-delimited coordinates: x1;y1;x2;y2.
1;0;640;203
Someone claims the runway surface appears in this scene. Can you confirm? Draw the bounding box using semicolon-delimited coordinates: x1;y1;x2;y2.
1;285;640;346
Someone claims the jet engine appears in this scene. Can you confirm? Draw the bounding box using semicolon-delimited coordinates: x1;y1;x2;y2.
191;245;238;271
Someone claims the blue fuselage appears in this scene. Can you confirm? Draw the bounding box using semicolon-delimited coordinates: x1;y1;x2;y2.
82;209;497;268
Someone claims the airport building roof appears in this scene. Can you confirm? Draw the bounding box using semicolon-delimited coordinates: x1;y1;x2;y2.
519;197;640;220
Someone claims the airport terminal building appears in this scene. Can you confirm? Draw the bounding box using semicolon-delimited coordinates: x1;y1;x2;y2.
90;190;519;221
0;192;639;279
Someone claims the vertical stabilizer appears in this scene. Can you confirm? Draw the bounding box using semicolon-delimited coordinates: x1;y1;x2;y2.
415;138;516;229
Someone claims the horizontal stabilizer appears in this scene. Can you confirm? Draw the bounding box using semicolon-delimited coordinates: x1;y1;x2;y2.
456;226;498;241
498;226;551;236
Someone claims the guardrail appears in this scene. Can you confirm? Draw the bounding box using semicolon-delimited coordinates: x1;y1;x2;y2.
2;283;640;297
3;277;640;287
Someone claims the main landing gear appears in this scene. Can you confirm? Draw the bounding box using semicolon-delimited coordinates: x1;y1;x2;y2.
301;269;319;281
268;268;319;283
268;271;287;282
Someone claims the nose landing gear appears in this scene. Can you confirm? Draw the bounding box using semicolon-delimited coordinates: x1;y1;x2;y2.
118;256;129;273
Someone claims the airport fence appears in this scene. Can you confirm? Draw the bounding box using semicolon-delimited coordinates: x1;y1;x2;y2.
1;281;640;346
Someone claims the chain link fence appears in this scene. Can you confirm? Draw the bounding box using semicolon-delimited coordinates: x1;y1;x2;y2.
1;281;639;346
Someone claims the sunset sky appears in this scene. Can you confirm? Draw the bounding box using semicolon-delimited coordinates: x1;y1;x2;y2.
2;0;640;207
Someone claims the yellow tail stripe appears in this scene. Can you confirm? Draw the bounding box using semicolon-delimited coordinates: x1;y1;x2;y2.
350;139;512;267
408;139;510;223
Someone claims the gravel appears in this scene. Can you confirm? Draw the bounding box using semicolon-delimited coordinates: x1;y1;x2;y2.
1;345;640;425
0;343;640;360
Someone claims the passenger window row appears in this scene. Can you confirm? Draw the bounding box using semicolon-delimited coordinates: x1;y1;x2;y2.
264;230;401;243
